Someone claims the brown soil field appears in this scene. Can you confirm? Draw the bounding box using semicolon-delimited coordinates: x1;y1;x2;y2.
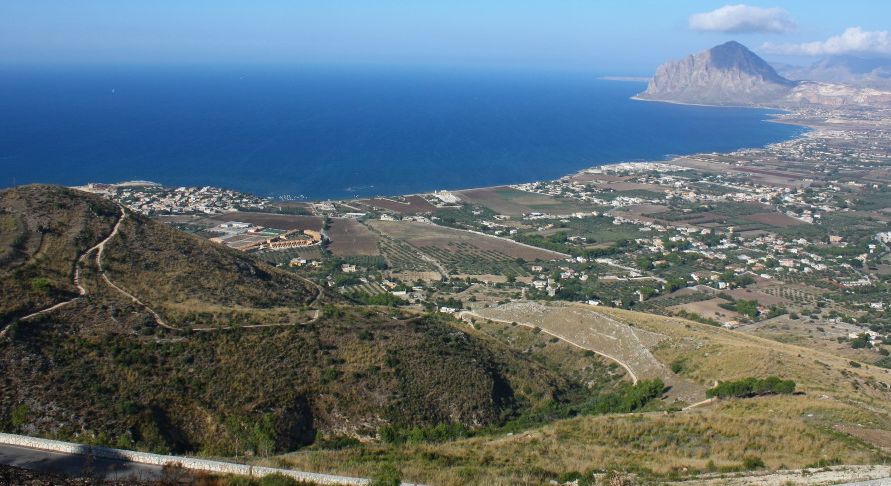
359;195;438;214
742;212;806;228
327;218;381;256
207;212;322;231
367;219;565;261
625;204;670;216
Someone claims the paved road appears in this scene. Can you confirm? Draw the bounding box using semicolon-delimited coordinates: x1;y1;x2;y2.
0;443;173;482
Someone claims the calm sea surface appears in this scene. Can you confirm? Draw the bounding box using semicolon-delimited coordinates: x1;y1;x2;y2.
0;65;805;200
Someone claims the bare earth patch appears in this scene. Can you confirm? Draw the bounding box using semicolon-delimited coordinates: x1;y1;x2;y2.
468;301;706;404
327;218;381;256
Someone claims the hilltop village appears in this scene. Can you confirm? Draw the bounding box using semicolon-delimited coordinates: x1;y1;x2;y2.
82;105;891;366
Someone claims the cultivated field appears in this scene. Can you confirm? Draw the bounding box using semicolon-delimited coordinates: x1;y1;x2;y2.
456;186;592;216
724;286;790;307
357;195;438;214
327;218;381;256
741;212;806;228
368;220;563;261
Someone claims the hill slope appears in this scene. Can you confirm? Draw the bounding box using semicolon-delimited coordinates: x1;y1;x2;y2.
637;41;796;106
272;304;891;485
0;185;120;323
0;185;624;456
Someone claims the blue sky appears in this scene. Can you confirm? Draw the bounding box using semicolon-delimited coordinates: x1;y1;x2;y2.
1;1;889;73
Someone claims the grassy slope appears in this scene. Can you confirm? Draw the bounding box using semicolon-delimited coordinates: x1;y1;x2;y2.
0;185;119;323
263;306;891;485
102;213;318;326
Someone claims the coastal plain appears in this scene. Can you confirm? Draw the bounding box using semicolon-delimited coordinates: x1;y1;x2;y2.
10;100;885;485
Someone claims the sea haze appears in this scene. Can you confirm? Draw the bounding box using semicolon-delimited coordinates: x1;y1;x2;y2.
0;65;805;200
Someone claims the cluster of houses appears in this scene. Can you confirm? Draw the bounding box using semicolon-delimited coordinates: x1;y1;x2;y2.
78;182;269;215
209;221;321;252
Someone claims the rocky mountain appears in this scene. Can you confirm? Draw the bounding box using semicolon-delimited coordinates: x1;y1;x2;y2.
637;41;797;106
775;55;891;90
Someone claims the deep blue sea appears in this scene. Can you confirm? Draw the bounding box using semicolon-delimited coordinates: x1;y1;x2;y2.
0;65;805;200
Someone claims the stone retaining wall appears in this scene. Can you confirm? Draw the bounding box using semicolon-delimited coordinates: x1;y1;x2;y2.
0;432;374;485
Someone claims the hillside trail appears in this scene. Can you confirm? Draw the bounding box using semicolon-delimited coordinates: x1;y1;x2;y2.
7;206;127;333
9;203;327;335
458;309;640;384
460;303;711;406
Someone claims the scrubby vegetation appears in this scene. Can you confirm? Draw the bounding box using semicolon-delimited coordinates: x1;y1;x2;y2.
0;185;119;322
706;376;796;399
2;187;627;458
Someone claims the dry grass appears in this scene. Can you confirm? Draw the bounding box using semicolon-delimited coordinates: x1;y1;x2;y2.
257;305;891;485
266;395;883;485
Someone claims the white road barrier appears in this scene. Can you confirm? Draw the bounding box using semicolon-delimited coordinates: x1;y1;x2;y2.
0;432;423;485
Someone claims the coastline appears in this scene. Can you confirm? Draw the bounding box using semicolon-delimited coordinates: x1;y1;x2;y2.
369;107;814;204
77;108;816;206
53;96;814;205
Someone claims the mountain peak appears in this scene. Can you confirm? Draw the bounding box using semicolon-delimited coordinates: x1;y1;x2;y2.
636;41;795;106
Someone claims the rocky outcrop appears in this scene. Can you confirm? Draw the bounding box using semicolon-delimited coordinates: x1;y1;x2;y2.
637;41;797;106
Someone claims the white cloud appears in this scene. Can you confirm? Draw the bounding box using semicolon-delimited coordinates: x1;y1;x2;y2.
761;27;891;56
689;4;796;34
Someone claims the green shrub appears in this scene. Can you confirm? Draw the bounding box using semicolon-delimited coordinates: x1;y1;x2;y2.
706;377;796;399
370;463;401;486
742;456;765;470
10;404;29;428
29;277;52;293
850;334;872;349
670;359;685;374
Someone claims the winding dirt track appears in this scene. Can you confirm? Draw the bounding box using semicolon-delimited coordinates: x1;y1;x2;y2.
458;309;640;384
13;206;126;325
8;204;324;334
